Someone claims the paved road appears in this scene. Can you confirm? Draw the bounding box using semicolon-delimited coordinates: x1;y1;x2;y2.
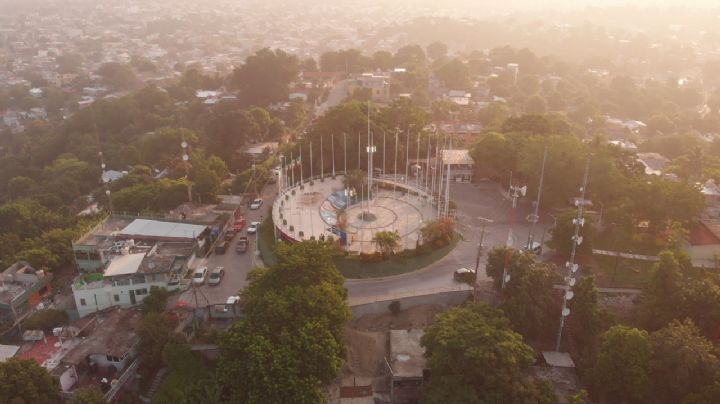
315;79;349;117
180;180;553;307
179;184;279;306
346;181;553;304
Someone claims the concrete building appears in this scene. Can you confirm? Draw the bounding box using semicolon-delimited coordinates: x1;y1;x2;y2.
72;216;208;273
0;261;52;324
72;241;195;318
386;329;427;404
441;149;474;183
348;73;391;103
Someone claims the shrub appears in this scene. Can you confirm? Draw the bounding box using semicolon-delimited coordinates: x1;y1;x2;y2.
23;309;68;331
388;301;401;316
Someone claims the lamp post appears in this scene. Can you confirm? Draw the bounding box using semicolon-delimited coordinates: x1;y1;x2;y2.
181;140;192;203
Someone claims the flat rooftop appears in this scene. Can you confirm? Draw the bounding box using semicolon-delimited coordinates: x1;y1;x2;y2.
389;329;426;379
62;308;142;365
75;216;135;246
118;219;206;241
103;253;146;277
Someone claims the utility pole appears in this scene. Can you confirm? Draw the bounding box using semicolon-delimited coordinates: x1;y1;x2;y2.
526;146;548;250
555;158;591;352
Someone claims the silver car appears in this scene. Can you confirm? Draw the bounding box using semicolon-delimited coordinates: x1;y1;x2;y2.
208;266;225;286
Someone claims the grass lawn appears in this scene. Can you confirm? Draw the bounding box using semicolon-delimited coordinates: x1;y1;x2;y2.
153;346;215;402
258;218;460;278
587;255;655;289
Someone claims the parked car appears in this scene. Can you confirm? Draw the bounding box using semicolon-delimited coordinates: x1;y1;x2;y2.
236;237;249;253
247;221;261;234
208;266;225;286
215;241;227;254
222;295;240;312
233;217;246;232
453;267;476;283
249;198;263;210
192;267;208;285
523;241;542;255
224;230;236;242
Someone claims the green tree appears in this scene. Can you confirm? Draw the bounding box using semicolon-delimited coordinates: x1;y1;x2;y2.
192;168;221;203
426;42;448;60
217;241;350;402
593;325;653;403
96;62;137;89
232;48;300;106
650;320;720;403
138;311;177;370
435;59;469;89
69;387;105;404
0;358;59;404
420;218;455;247
142;286;169;314
23;309;69;332
421;304;556;404
638;250;685;330
373;230;401;256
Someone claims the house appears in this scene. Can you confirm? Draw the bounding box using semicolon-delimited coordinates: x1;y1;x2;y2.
347;73;391;103
386;330;427;404
688;220;720;266
72;216;208;273
701;179;720;218
0;261;52;324
101;169;127;184
636;152;671;176
72;241;196;318
441;149;474;183
446;90;471;106
50;307;142;400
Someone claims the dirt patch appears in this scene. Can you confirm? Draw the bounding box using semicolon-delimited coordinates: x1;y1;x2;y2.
351;304;443;331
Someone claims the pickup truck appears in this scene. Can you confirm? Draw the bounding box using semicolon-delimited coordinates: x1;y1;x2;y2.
236;237;249;253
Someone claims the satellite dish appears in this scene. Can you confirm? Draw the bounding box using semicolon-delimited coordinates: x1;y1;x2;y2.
519;186;527;196
105;190;111;196
571;264;579;273
181;141;188;148
568;278;576;287
562;308;571;316
565;291;574;300
182;155;189;161
504;274;511;283
101;163;106;169
576;236;583;245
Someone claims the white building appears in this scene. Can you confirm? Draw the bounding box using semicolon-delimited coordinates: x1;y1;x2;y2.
72;241;196;318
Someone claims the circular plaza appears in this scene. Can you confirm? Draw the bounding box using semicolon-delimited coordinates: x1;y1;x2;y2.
272;175;437;254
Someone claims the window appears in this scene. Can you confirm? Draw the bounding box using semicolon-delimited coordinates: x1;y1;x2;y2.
113;294;120;302
80;298;87;306
135;288;148;296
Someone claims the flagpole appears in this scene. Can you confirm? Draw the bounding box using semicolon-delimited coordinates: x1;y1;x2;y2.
310;141;314;180
416;130;421;193
331;134;335;177
405;128;410;186
344;133;347;174
290;150;295;187
383;130;386;177
426;131;431;191
300;144;303;184
394;129;398;194
320;136;324;179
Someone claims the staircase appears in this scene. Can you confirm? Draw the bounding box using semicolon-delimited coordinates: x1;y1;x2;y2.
141;367;167;403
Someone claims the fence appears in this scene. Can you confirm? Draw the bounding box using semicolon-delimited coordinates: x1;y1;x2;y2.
349;286;472;318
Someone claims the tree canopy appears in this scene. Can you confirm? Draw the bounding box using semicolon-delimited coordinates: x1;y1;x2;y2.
0;358;59;404
421;303;556;404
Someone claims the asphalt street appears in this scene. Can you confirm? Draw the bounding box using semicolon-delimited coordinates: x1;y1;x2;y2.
345;180;553;303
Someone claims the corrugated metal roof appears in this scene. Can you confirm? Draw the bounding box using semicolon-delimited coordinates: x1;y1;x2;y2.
119;219;206;240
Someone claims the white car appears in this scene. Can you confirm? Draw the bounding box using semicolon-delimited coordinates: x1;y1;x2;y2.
192;266;208;285
247;221;261;234
223;296;240;312
249;198;263;210
208;266;225;286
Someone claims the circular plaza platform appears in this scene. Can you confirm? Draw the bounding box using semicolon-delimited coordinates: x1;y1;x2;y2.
272;175;437;254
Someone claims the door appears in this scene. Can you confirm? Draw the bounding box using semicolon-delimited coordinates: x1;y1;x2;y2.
129;290;136;305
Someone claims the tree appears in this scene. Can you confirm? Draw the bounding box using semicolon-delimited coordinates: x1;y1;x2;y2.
593;325;653;403
373;230;400;256
426;42;448;60
638;250;685;330
421;304;556;404
23;309;68;331
96;62;137;89
232;48;300;105
371;50;395;71
420;218;455;247
343;169;367;196
394;45;426;66
69;387;105;404
218;241;350;403
0;358;59;404
525;95;548;114
435;59;469;89
192;168;221;203
142;286;169;314
650;320;720;403
138;311;177;370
